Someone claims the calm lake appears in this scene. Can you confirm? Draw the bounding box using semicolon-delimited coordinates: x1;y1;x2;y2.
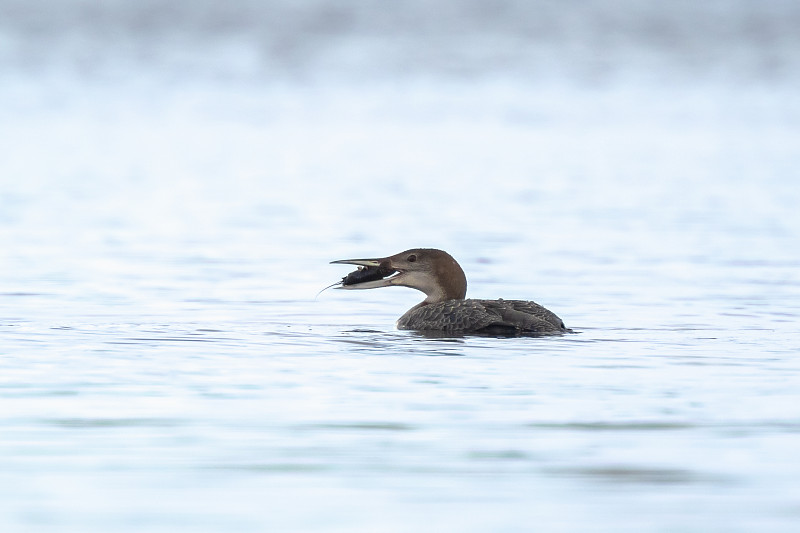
2;1;799;531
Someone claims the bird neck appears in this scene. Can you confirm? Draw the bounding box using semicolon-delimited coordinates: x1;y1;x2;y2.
425;257;467;303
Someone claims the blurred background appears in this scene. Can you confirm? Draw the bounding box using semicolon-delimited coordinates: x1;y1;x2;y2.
2;0;798;312
4;0;800;81
1;1;799;532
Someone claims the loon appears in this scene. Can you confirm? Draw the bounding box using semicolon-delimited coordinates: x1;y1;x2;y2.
331;248;571;336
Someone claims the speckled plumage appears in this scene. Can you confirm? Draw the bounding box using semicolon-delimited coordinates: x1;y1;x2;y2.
397;298;570;335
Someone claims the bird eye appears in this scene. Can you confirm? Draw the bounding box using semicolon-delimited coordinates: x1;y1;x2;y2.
407;254;417;262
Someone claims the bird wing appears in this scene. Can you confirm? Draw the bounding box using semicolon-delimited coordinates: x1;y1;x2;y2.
480;299;567;331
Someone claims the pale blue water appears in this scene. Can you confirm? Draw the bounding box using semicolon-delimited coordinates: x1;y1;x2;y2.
2;1;800;531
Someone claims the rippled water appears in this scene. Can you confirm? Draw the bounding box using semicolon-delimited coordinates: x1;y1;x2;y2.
2;1;800;531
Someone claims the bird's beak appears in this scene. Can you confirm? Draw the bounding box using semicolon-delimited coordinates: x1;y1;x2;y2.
330;257;400;290
330;258;383;268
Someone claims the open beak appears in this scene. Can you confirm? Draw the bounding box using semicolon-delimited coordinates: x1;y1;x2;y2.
330;257;401;290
